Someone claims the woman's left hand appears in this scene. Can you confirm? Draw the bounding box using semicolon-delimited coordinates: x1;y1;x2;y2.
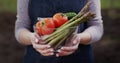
56;34;81;57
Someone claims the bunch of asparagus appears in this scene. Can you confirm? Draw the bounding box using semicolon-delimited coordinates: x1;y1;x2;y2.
42;2;95;49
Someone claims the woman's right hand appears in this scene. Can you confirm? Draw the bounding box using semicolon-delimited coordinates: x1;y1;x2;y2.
30;33;54;56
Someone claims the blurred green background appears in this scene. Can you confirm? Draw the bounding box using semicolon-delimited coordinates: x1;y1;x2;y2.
1;0;120;12
0;0;120;63
0;0;16;12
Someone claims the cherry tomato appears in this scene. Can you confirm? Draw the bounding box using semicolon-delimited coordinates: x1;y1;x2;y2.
35;18;55;35
53;13;68;28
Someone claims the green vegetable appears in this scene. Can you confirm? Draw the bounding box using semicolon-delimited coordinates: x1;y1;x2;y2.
42;1;95;49
58;1;91;29
54;27;76;49
64;12;77;20
48;29;69;46
46;11;95;46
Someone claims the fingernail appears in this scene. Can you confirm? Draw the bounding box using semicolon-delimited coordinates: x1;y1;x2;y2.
47;45;51;48
51;53;54;55
50;49;53;52
56;54;59;57
61;47;64;50
35;39;38;43
57;50;61;52
73;40;76;44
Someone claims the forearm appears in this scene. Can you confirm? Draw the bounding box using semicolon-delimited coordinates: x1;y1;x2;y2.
18;29;32;45
78;21;103;45
15;0;31;45
15;19;32;45
78;0;103;45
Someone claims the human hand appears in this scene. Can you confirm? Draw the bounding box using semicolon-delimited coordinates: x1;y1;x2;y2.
56;34;81;57
30;33;54;56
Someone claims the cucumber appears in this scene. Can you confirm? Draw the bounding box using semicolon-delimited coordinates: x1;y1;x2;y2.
64;12;77;19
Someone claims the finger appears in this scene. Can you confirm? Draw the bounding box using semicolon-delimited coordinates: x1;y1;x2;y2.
60;43;79;52
32;43;50;50
56;50;74;57
73;38;78;45
65;35;77;46
40;48;54;55
70;35;78;45
34;33;45;44
42;52;54;56
70;34;77;42
60;47;76;52
36;49;54;56
34;33;40;39
31;36;39;44
73;34;81;45
76;34;81;43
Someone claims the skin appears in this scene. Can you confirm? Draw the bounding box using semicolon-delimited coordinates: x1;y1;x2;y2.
56;32;91;57
18;29;91;56
18;29;54;56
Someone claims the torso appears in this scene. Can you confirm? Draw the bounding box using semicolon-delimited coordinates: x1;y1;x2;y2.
23;0;94;63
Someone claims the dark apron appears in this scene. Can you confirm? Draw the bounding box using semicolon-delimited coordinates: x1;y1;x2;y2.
23;0;94;63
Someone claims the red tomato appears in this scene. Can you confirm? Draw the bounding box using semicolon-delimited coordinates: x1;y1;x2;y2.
35;18;55;35
53;13;68;28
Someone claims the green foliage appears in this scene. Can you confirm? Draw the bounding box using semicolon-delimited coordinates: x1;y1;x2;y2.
0;0;16;12
101;0;120;9
0;0;120;12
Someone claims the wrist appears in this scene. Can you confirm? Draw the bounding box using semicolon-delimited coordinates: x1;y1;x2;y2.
21;30;33;45
77;32;91;45
27;32;35;45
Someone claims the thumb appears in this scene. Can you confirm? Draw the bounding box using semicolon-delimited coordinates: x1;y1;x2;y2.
73;34;81;45
73;39;78;45
77;34;81;44
31;33;39;44
34;38;39;43
31;37;39;44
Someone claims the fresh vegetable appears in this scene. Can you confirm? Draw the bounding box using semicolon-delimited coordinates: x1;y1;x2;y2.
35;18;55;35
54;27;76;49
57;1;91;29
43;1;92;40
35;1;95;49
53;12;77;28
46;11;95;46
64;12;77;20
53;13;68;28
